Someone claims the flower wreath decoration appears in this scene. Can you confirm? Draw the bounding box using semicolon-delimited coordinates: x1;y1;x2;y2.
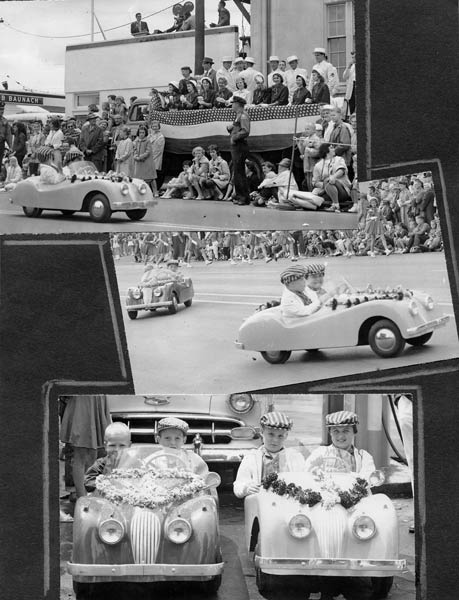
328;286;409;311
261;472;369;510
96;467;206;510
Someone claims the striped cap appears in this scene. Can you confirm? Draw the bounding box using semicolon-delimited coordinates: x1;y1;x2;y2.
36;146;55;162
280;265;308;285
157;417;189;435
325;411;359;428
260;411;293;430
307;263;326;276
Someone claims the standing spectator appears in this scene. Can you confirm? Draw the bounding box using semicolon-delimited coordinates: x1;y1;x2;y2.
231;56;246;78
307;68;331;104
63;117;81;146
10;122;28;168
114;125;134;176
279;59;287;73
240;57;263;93
178;66;195;96
420;185;436;223
291;75;311;105
149;120;165;189
328;107;352;169
133;125;158;195
112;96;128;122
131;12;150;36
197;77;216;108
267;73;289;105
309;48;339;96
396;177;412;226
0;101;12;162
98;120;110;171
284;55;309;102
216;57;236;91
45;117;64;166
297;122;321;191
365;196;393;256
27;121;45;176
214;77;233;107
267;55;282;87
79;113;105;171
316;104;334;141
107;114;123;170
201;57;218;91
210;1;230;27
343;51;356;117
227;96;251;205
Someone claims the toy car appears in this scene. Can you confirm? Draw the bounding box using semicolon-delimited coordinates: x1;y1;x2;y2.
10;161;156;222
68;447;224;596
125;269;194;319
109;393;263;473
244;453;406;598
235;286;450;363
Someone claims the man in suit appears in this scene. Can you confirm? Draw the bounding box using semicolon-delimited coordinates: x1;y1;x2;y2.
201;57;218;91
130;12;150;36
78;114;105;172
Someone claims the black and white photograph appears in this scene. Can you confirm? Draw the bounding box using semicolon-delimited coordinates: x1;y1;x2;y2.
59;393;415;600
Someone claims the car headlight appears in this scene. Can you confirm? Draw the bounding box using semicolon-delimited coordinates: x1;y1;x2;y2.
120;183;130;196
98;518;125;545
138;182;148;195
166;518;192;544
154;286;164;297
228;393;254;414
409;300;419;316
352;515;376;541
423;295;434;310
130;288;142;300
288;514;312;539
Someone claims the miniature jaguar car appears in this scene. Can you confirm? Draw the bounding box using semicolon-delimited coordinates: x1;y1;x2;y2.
126;271;194;319
235;287;450;363
10;161;156;222
244;453;405;598
68;448;223;596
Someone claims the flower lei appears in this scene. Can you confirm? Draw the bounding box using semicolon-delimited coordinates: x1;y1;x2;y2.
261;472;369;510
96;467;206;510
328;285;411;311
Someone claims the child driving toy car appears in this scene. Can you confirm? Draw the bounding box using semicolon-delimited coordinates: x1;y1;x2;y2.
233;411;306;498
155;417;209;476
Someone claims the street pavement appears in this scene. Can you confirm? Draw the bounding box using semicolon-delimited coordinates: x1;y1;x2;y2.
0;191;357;233
114;252;457;394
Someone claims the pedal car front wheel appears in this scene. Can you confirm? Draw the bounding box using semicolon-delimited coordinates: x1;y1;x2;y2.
371;576;394;599
261;350;292;364
368;319;405;358
23;206;43;218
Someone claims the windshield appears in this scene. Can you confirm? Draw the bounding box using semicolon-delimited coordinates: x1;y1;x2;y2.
140;268;177;286
66;161;97;177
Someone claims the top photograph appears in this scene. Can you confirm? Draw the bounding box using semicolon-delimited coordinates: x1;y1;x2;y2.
0;0;359;233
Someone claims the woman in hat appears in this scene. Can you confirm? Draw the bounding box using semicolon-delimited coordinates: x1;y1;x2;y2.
258;157;299;208
304;410;376;481
267;72;289;106
181;80;199;110
291;74;311;105
166;82;182;111
233;411;306;498
306;68;331;104
133;124;158;195
198;76;216;109
228;77;251;105
251;74;269;106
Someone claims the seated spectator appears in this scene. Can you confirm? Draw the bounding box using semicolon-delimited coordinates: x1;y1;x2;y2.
210;1;230;27
162;160;192;198
0;156;22;190
245;160;261;193
202;145;230;199
131;12;149;36
198;77;216;108
404;214;430;253
229;77;251;105
393;222;409;253
250;161;276;206
267;73;289;105
307;68;331;104
251;74;270;105
185;146;210;199
291;75;311;105
166;81;182;110
213;77;233;107
181;80;199;109
422;218;442;252
310;143;352;212
178;66;195;96
260;157;298;208
181;2;196;31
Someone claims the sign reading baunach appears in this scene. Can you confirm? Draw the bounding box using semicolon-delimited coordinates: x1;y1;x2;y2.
0;92;43;105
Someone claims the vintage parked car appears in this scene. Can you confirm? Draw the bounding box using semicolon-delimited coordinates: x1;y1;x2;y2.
235;286;450;363
68;447;224;596
108;393;264;474
244;453;406;598
125;268;194;319
10;161;156;222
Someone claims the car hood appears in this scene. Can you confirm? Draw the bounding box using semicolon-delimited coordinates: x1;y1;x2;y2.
109;394;214;415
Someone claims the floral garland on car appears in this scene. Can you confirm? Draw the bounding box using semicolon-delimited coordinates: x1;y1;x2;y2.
327;285;410;311
96;467;206;510
261;472;369;510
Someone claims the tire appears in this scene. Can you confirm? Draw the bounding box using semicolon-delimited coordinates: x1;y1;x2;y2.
60;210;76;216
261;350;291;364
371;576;394;598
406;331;433;346
168;293;178;314
127;310;138;320
254;542;276;592
368;319;405;358
200;574;222;594
88;193;112;222
184;298;193;307
23;206;42;218
126;209;147;221
72;581;93;599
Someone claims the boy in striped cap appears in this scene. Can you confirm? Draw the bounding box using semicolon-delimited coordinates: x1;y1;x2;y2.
306;263;328;297
233;411;306;498
304;410;375;480
279;264;323;319
154;416;208;476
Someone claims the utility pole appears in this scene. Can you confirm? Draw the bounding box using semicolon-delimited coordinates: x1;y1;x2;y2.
194;0;205;76
90;0;95;41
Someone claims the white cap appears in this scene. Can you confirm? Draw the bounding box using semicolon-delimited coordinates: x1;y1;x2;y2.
268;55;280;62
222;56;233;62
286;55;298;63
314;47;327;55
245;56;255;64
322;104;335;110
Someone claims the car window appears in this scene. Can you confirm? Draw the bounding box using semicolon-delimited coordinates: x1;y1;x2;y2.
66;161;97;177
106;445;191;473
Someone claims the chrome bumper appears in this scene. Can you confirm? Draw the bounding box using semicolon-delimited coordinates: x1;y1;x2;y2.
406;314;450;336
111;199;157;210
126;301;172;311
255;557;406;578
69;561;224;582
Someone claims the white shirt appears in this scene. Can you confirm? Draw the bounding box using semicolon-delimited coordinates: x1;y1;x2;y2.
216;67;236;91
280;286;322;319
45;129;64;149
239;66;263;92
343;63;355;100
309;60;339;96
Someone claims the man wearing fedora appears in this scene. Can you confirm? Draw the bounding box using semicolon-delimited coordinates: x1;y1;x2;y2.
130;12;150;36
78;114;105;172
227;96;250;205
201;57;218;91
309;48;339;97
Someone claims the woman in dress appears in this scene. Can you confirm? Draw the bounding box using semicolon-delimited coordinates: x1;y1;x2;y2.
45;117;64;166
11;121;28;168
197;76;216;109
0;156;23;191
185;145;210;199
202;144;230;199
307;69;331;104
182;80;199;110
166;81;182;110
228;77;251;105
27;121;45;176
291;75;311;105
133;124;158;195
267;72;289;106
365;196;393;257
115;126;134;177
112;95;128;122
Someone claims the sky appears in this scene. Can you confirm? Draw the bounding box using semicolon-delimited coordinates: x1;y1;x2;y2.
0;0;235;94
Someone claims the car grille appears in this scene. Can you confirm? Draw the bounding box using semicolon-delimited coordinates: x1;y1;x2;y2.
130;508;161;564
112;414;245;444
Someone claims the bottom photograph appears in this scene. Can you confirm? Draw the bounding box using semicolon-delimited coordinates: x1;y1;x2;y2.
59;394;415;600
